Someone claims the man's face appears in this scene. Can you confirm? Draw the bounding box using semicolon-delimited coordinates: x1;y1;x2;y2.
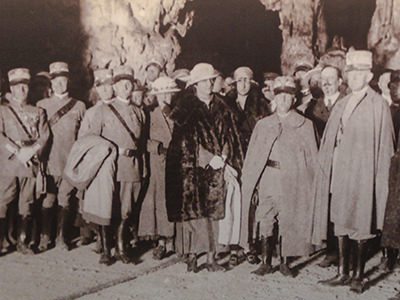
96;84;113;101
389;81;400;104
131;91;144;106
378;72;391;96
113;79;133;99
195;78;213;97
156;92;173;109
346;70;372;92
10;83;29;102
236;76;251;96
275;93;293;115
146;65;161;83
321;67;341;97
262;79;275;99
51;76;68;94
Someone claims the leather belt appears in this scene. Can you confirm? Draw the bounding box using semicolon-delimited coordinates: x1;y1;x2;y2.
119;147;139;157
266;159;280;169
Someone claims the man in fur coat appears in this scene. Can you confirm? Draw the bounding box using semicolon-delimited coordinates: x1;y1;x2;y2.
312;50;394;294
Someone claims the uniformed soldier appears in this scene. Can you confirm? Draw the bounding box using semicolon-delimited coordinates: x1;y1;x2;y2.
143;57;165;108
0;68;50;254
36;62;86;251
81;65;147;263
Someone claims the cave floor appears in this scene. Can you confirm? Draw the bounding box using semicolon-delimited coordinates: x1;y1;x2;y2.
0;241;399;300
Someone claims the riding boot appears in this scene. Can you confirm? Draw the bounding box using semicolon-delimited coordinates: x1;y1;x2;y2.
56;207;70;250
38;207;53;251
99;226;113;265
0;218;6;254
116;218;130;263
279;237;295;277
252;236;274;275
320;235;351;286
350;239;367;294
17;216;34;254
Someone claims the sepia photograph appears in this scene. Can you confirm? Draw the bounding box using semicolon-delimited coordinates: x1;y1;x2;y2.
1;0;400;299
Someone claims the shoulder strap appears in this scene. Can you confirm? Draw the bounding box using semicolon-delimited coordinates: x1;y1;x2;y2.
108;104;138;143
49;98;78;127
7;105;33;139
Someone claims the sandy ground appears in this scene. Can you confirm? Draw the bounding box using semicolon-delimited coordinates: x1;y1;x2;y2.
1;242;400;300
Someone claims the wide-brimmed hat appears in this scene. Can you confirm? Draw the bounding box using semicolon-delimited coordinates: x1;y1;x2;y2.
49;62;69;79
149;76;180;95
233;66;254;81
186;63;219;87
171;68;190;82
345;50;372;72
113;65;134;84
93;68;113;86
273;76;297;95
8;68;31;86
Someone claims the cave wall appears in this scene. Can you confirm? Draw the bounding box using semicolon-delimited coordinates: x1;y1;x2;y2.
80;0;194;83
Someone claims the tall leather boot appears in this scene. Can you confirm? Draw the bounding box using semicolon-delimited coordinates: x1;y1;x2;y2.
350;239;367;293
116;219;130;264
56;207;70;250
17;216;34;254
252;236;274;275
99;226;114;265
38;207;53;252
279;237;295;277
0;218;6;255
320;235;351;286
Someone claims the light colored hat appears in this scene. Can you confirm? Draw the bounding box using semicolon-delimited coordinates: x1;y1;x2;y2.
149;76;181;95
8;68;31;85
233;66;253;81
93;68;113;86
273;76;297;95
293;60;314;75
112;65;134;84
49;62;69;79
145;57;165;71
345;50;373;72
186;63;219;87
172;68;190;82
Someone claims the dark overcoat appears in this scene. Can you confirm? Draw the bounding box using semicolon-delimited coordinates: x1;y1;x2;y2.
166;92;230;222
311;87;394;245
239;111;318;256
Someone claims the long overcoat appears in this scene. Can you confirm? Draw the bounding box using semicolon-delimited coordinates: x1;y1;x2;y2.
240;111;318;256
311;87;394;246
166;92;233;223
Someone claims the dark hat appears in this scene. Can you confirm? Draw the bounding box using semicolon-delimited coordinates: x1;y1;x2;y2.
263;72;279;82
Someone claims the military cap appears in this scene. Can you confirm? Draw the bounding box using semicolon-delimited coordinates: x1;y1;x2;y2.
145;57;165;71
273;76;297;95
150;76;180;95
293;61;314;75
186;63;219;87
112;65;134;84
345;50;372;72
49;62;69;79
8;68;31;86
93;68;113;86
233;66;254;81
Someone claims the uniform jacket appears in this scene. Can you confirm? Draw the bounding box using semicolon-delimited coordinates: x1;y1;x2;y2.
240;111;318;256
78;98;146;182
0;101;49;177
312;87;394;245
165;92;227;222
37;95;86;176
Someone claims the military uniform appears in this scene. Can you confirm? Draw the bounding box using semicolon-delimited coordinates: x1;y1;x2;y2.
0;68;50;254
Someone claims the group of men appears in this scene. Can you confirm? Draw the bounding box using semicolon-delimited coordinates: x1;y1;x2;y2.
0;48;400;297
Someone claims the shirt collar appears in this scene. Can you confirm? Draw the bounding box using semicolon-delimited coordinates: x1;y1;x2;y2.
236;94;247;110
54;92;69;99
324;91;340;106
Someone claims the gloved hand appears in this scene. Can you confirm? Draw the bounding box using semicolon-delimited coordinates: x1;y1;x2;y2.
209;155;225;170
